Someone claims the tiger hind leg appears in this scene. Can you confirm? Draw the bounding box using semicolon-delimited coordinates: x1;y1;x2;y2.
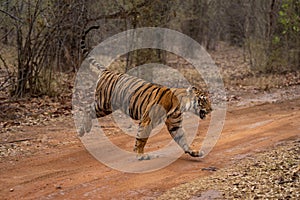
78;102;97;137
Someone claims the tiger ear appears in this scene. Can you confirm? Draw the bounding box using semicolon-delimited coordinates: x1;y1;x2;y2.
187;86;196;96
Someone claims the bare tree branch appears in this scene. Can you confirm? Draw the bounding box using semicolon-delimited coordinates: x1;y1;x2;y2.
88;0;153;21
0;8;23;23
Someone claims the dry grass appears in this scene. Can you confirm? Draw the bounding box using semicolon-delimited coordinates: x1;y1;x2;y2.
159;139;300;200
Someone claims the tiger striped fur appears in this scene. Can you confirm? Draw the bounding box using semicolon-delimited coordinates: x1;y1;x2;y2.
80;26;212;160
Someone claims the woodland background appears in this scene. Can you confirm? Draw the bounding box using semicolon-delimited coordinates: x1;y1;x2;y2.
0;0;299;98
0;2;299;198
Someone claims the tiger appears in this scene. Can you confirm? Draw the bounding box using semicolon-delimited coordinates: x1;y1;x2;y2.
79;26;212;160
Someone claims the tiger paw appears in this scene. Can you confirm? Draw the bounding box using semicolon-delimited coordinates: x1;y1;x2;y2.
187;150;205;158
78;126;85;137
77;112;92;137
137;154;151;161
82;110;93;133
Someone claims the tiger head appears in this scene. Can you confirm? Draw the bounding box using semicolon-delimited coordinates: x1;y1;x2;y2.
187;86;212;119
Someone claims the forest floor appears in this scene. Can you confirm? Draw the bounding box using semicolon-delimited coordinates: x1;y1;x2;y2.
0;42;300;199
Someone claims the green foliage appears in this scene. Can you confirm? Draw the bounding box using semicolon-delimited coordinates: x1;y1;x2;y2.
272;36;280;45
278;0;300;35
270;0;300;71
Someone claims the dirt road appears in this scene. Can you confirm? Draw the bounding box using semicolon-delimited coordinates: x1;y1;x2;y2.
1;98;299;199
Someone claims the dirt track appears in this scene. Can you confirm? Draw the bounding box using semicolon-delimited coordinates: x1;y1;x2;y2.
0;97;300;199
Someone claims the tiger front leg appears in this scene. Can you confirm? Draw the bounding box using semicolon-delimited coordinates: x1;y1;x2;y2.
78;103;97;136
169;128;204;157
134;138;150;160
166;117;204;158
133;121;152;161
